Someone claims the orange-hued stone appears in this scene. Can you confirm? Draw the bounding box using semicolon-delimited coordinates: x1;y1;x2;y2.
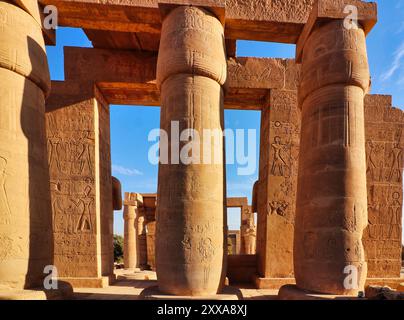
294;20;370;295
155;5;227;296
0;1;52;291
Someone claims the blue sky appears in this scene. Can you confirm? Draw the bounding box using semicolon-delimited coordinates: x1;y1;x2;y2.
46;1;404;242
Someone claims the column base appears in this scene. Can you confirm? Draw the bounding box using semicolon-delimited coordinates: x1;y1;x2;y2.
254;276;295;289
0;281;73;300
278;285;361;300
139;286;243;300
59;275;115;288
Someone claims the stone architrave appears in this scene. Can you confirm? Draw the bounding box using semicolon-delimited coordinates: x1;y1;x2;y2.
45;81;114;288
293;16;371;295
155;3;227;296
0;1;53;294
363;95;403;278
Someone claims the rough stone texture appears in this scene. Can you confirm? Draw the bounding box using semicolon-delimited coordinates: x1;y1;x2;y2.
294;20;370;295
365;285;404;300
363;95;403;278
256;90;300;281
0;1;53;291
45;81;114;287
155;5;227;296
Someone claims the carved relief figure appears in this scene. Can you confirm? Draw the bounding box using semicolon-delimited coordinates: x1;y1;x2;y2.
0;157;11;219
270;136;287;176
268;200;288;217
48;133;62;173
366;140;377;181
387;142;402;182
75;185;93;232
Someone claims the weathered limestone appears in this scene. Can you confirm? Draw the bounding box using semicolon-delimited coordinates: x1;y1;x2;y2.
0;0;53;293
155;3;227;296
123;192;142;270
293;15;372;295
45;81;114;288
255;90;300;289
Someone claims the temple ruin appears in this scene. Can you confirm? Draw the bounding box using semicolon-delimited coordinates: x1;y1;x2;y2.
0;0;403;299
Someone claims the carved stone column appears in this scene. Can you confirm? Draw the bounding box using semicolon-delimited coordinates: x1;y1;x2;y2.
289;1;377;296
123;192;142;270
155;3;227;296
0;1;52;294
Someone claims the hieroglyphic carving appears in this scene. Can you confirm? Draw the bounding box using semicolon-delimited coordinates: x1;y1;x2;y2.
46;84;112;279
363;95;403;278
256;89;299;278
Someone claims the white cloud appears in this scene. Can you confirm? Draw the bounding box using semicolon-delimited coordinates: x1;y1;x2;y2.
112;164;143;176
381;41;404;82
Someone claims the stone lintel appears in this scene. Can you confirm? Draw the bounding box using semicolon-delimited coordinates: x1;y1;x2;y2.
39;0;317;43
296;0;377;62
62;47;298;109
226;197;249;208
123;192;143;207
158;0;225;25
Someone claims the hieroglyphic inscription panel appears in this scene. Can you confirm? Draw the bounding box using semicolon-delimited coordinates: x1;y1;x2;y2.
45;82;110;278
363;95;403;278
256;89;300;278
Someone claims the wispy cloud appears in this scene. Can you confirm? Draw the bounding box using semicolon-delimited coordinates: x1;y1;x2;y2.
381;41;404;82
112;164;143;176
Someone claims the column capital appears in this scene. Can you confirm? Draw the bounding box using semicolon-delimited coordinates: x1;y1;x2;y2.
157;0;225;25
123;192;143;207
296;0;377;63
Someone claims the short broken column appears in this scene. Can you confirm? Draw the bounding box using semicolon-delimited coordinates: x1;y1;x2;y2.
286;1;377;297
155;3;227;296
123;192;141;270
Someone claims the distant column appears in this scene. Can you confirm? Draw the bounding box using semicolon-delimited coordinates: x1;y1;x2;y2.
123;193;141;270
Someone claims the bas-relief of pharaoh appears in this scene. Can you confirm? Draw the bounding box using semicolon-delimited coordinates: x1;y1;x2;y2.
270;136;287;176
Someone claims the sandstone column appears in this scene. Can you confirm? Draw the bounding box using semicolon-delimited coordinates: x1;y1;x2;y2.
155;4;227;296
0;1;52;292
123;192;141;270
292;4;376;295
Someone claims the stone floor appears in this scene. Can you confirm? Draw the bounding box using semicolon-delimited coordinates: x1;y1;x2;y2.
72;269;279;300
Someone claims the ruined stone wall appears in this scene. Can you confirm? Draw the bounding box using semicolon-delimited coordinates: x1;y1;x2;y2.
363;95;403;278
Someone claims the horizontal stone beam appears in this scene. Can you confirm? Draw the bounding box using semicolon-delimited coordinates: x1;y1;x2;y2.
39;0;317;43
63;46;299;109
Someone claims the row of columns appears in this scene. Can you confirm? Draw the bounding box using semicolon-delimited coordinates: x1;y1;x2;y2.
0;0;374;298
